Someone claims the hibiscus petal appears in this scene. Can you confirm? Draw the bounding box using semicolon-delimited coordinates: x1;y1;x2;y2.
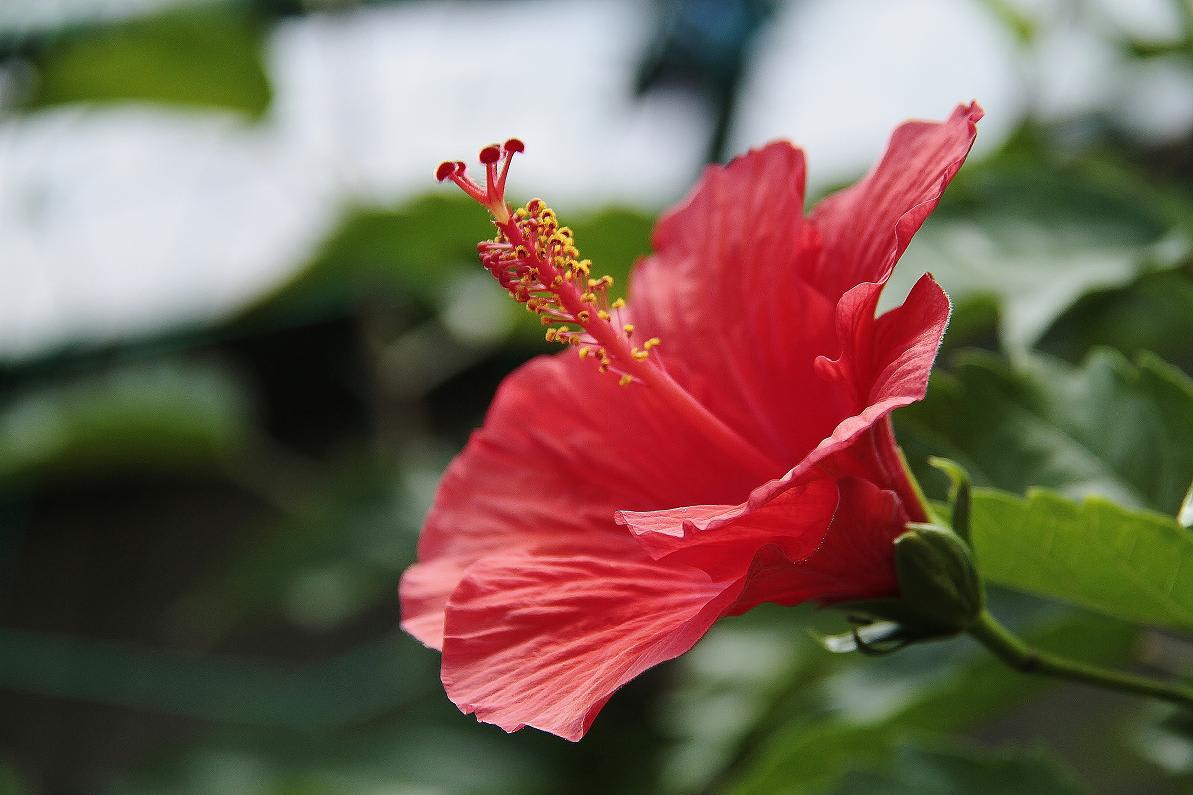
729;478;908;613
628;142;846;463
806;102;983;298
400;353;767;649
615;477;840;579
615;274;949;578
868;272;954;406
440;554;743;741
817;272;952;414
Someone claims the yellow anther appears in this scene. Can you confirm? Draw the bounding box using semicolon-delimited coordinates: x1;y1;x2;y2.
578;346;591;359
545;328;558;342
619;374;633;387
581;292;597;304
611;298;626;310
597;310;611;321
600;275;614;287
577;310;591;323
623;323;635;336
644;337;661;349
632;348;649;360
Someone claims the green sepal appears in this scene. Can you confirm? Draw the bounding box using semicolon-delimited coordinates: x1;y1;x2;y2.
894;523;985;631
929;457;973;543
815;621;903;654
815;619;953;655
832;597;941;629
823;517;985;656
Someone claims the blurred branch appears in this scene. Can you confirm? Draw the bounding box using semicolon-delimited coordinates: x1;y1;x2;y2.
635;0;778;163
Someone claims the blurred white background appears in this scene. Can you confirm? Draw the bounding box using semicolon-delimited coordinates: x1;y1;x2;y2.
0;0;1189;359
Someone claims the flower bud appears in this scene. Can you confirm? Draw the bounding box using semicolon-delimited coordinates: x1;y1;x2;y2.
893;523;984;631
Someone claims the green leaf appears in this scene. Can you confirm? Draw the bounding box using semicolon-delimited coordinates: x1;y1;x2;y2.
889;151;1185;351
896;349;1193;514
830;742;1083;794
24;7;271;116
0;360;252;484
1039;268;1193;376
969;488;1193;633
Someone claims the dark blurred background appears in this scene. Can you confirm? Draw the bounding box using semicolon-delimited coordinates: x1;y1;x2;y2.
1;0;1193;792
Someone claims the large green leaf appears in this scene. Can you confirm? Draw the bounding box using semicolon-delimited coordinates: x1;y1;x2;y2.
25;7;271;115
970;488;1193;633
896;349;1193;514
1039;268;1193;376
889;149;1186;351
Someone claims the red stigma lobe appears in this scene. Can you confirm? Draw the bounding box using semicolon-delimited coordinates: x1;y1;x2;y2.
434;139;659;386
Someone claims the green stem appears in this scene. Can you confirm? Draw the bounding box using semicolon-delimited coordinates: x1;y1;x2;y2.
968;610;1193;708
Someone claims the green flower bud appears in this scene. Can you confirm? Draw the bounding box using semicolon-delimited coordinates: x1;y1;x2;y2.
894;523;984;631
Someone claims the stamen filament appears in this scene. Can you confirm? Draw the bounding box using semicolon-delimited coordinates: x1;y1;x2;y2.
436;140;782;479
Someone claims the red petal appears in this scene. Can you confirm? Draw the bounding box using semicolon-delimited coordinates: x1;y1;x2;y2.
806;102;983;299
729;478;908;613
869;273;953;405
440;554;743;741
400;354;767;649
616;274;950;579
629;142;845;463
816;273;952;414
616;477;840;579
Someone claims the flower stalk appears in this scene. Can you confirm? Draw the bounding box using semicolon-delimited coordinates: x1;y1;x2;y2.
967;610;1193;708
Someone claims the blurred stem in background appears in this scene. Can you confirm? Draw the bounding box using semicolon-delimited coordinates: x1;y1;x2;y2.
635;0;778;163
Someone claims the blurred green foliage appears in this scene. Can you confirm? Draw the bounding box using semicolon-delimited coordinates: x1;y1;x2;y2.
897;350;1193;513
0;361;252;485
2;1;1193;794
829;742;1085;794
22;6;271;115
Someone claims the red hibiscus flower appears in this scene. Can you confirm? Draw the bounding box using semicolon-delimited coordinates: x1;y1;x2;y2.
401;103;983;741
